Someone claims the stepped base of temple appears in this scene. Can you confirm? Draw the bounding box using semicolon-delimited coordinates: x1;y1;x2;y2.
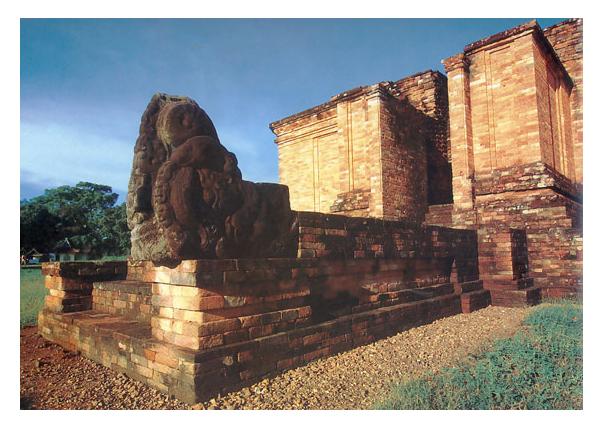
38;285;483;403
38;258;490;403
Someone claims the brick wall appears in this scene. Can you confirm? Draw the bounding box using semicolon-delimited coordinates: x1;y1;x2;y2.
294;211;479;283
543;19;583;184
271;86;383;216
275;108;333;212
390;71;453;205
442;21;579;222
442;54;476;227
469;33;541;172
379;95;428;222
533;34;576;181
92;280;152;322
41;261;127;313
272;70;452;220
447;22;576;177
527;227;582;298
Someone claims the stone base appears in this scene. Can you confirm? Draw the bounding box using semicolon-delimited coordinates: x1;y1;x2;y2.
38;309;198;402
489;286;541;307
454;279;491;313
484;279;541;307
426;163;583;303
38;289;467;403
461;289;492;313
37;249;490;405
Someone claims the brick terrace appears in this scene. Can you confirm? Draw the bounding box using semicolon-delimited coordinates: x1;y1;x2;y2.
39;213;491;403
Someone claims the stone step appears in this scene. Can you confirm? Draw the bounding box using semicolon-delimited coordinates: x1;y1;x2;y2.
93;280;153;296
456;279;484;294
351;282;455;314
483;277;534;291
92;280;153;322
489;285;541;307
460;289;491;313
37;308;198;401
424;215;453;228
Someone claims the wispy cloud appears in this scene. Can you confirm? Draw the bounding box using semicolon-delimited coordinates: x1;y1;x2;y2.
19;118;280;200
20;120;132;194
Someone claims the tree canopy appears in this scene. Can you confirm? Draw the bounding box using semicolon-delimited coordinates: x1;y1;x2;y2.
20;182;130;257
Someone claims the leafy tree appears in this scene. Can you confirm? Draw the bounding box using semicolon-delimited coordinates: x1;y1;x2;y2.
20;202;62;253
97;203;130;256
20;182;130;257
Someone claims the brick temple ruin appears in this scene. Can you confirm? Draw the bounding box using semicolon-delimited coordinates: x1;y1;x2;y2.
38;19;583;404
272;19;583;303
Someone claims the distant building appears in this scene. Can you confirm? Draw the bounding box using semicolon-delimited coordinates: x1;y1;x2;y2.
53;238;91;262
22;248;49;264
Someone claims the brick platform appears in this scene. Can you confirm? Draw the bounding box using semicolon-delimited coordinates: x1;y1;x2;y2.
38;220;490;404
38;289;464;403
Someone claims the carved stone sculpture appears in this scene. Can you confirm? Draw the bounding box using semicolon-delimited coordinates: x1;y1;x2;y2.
127;93;298;262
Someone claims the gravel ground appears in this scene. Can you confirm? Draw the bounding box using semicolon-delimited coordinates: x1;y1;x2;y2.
20;329;188;410
21;305;531;410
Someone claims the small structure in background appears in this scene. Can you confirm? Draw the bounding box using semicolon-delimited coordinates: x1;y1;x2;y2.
22;248;50;264
53;238;90;262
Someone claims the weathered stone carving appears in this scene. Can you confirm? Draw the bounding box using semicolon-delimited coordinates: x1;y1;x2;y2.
127;93;298;262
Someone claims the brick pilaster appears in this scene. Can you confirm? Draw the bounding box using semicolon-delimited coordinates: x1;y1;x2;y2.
443;54;476;227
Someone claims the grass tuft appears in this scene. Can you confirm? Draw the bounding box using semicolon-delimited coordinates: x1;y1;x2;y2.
375;301;583;410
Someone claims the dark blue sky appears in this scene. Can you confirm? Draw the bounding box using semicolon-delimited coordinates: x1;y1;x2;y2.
20;18;566;202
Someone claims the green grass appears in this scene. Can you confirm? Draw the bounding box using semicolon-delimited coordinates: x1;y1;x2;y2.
20;268;47;327
375;301;583;410
99;255;128;261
